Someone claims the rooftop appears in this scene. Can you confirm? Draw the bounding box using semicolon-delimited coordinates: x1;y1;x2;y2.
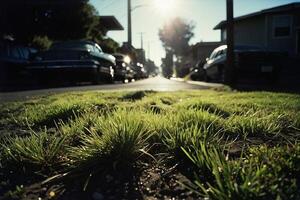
99;16;124;33
214;2;300;30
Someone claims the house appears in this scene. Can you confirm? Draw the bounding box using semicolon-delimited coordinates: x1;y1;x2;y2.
191;42;223;64
214;2;300;58
180;42;222;72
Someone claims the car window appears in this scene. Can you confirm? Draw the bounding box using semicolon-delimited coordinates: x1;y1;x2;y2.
209;50;217;59
9;46;21;59
93;46;99;54
20;47;30;59
95;44;103;53
86;44;95;52
215;50;221;58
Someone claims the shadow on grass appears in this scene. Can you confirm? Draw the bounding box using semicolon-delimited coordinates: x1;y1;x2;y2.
188;102;231;118
121;91;157;101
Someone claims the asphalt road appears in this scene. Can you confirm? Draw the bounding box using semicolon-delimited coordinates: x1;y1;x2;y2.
0;76;221;102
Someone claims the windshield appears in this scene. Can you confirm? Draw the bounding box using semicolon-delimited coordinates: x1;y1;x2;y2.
51;42;89;50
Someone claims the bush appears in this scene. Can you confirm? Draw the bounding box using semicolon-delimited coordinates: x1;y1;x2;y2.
31;35;52;50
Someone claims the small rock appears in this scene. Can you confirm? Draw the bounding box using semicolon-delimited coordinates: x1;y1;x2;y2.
92;192;104;200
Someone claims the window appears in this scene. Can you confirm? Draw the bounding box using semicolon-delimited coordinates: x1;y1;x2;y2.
215;50;222;58
95;44;103;53
86;44;95;52
10;47;21;59
93;46;102;54
273;15;292;38
19;47;30;59
209;50;217;59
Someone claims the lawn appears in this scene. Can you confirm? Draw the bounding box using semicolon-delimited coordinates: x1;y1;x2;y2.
0;89;300;200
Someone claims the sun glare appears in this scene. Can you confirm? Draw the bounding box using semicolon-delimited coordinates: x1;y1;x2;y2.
154;0;175;15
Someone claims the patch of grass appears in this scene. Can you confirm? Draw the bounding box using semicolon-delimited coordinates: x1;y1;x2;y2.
185;101;231;118
1;130;67;171
1;90;300;199
184;144;300;200
68;109;154;170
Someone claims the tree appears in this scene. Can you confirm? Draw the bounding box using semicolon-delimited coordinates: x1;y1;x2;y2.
159;17;194;56
97;38;120;54
0;0;100;43
161;50;174;78
145;59;158;75
159;17;194;77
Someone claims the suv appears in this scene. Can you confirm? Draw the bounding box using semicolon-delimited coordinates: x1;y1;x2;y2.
28;41;115;84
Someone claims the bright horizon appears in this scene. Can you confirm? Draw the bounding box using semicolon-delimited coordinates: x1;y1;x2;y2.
91;0;299;65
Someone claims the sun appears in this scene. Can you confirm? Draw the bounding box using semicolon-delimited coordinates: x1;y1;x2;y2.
154;0;175;15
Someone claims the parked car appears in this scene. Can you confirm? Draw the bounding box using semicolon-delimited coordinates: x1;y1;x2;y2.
189;61;206;81
113;53;134;82
0;39;37;88
203;45;282;83
133;62;148;80
28;41;115;85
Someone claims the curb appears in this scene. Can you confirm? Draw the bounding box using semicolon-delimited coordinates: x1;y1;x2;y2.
170;77;224;88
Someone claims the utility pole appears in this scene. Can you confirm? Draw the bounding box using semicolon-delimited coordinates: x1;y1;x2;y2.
225;0;236;86
127;0;132;46
147;42;150;60
138;32;144;49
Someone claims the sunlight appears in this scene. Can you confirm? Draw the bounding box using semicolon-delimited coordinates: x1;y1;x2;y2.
154;0;175;16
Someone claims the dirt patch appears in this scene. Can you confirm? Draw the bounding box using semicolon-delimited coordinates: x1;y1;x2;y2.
1;163;198;200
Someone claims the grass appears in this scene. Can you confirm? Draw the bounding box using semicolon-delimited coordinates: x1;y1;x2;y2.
0;90;300;199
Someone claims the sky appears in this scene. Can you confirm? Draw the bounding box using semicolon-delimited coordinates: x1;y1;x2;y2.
91;0;299;65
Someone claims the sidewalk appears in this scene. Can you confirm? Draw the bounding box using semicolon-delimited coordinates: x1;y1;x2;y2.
170;77;224;88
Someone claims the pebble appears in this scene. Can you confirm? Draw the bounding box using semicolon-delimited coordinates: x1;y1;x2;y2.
92;192;104;200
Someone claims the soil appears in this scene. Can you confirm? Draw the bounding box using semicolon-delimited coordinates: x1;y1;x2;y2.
0;163;200;200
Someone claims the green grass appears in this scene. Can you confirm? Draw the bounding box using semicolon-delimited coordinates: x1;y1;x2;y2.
1;90;300;199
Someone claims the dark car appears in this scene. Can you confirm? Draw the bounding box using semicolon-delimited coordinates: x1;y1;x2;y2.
133;62;148;80
189;61;206;81
28;41;115;84
203;45;283;83
113;53;134;82
0;39;37;88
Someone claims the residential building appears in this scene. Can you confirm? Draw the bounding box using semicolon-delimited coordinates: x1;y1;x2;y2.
191;41;223;64
214;3;300;57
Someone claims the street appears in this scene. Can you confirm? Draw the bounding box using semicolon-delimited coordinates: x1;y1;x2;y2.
0;76;221;102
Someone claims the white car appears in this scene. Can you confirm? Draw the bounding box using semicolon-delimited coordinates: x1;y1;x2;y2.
203;45;227;82
203;45;282;83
